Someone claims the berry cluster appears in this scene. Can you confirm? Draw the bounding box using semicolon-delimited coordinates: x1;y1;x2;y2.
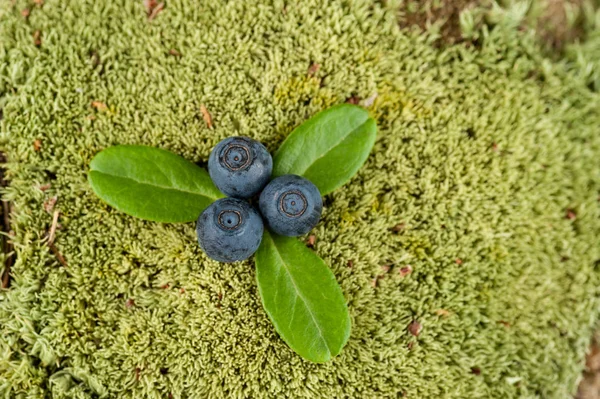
196;137;323;262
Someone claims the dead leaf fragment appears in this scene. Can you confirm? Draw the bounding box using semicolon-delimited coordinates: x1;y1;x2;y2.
200;105;213;129
307;63;320;76
346;96;360;105
455;258;463;265
399;265;412;277
143;0;156;11
408;320;422;336
347;260;354;268
566;209;576;220
435;309;451;317
148;2;164;21
471;367;481;375
21;8;30;17
38;183;52;191
168;49;181;56
585;340;600;372
306;235;316;247
126;298;136;308
33;139;42;152
33;0;44;5
91;101;107;111
362;93;378;107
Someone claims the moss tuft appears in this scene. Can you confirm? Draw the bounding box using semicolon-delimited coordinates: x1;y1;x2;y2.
1;0;599;398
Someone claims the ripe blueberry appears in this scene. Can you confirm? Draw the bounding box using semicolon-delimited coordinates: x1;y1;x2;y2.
259;174;323;237
208;136;272;199
196;198;264;263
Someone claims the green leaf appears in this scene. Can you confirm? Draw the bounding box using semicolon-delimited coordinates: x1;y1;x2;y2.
88;145;223;223
255;230;351;362
273;104;377;195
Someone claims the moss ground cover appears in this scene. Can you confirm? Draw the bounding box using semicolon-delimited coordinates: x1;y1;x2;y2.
1;0;599;397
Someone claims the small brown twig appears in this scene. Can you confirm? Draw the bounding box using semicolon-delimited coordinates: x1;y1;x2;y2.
148;2;164;21
47;210;59;246
0;152;14;288
49;243;68;267
200;105;213;129
2;201;9;241
1;206;12;288
46;210;66;267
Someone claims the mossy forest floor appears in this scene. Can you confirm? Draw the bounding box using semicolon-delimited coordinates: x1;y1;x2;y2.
1;0;600;398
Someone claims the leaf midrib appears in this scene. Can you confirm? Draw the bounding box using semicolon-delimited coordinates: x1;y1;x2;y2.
270;236;332;358
90;170;217;199
291;116;371;176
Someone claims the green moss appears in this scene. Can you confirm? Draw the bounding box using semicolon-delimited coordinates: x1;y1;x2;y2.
0;0;599;398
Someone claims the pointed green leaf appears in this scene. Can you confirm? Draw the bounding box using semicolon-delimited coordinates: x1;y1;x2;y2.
255;230;351;362
273;104;377;195
88;145;223;223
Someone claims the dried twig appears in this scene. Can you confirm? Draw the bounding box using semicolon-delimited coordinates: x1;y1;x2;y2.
200;105;213;129
1;204;12;288
48;210;59;246
2;202;9;245
49;243;68;267
362;93;378;107
1;152;14;288
148;2;164;21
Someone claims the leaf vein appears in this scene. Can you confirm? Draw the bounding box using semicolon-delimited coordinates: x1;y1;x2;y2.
270;238;331;358
90;170;218;199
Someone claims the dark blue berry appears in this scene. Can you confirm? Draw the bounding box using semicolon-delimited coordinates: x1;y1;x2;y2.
196;198;264;262
259;175;323;237
208;137;272;199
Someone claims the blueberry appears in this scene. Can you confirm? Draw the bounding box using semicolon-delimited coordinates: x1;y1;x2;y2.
259;175;323;237
208;136;273;199
196;198;264;263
